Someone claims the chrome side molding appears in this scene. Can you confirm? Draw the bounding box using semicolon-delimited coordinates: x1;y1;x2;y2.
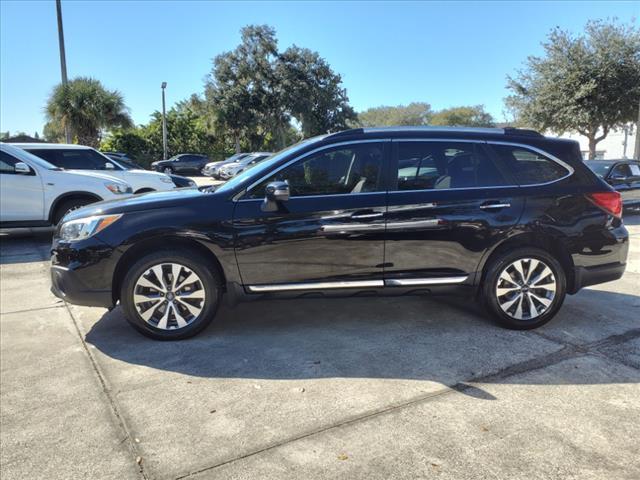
247;280;384;293
246;275;469;292
384;276;468;286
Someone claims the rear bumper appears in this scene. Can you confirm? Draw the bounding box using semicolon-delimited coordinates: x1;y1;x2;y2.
572;262;626;293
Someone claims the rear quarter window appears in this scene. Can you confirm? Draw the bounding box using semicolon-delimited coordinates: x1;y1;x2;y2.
490;144;570;185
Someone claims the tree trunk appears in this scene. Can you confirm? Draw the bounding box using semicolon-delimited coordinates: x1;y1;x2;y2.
588;135;597;160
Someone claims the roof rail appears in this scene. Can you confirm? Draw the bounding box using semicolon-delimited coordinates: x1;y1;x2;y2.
326;128;364;138
503;127;543;137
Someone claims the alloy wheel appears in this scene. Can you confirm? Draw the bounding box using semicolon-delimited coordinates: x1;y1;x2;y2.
132;262;206;330
495;258;556;321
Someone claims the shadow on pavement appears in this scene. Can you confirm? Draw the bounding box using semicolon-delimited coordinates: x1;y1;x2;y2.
0;229;53;265
85;287;640;391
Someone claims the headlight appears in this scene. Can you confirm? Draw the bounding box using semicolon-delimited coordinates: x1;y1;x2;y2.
59;214;122;242
105;182;132;195
160;176;174;184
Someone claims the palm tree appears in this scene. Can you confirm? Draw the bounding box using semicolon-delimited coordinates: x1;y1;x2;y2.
45;77;133;147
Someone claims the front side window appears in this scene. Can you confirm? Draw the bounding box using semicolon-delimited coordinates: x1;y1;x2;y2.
611;164;632;178
248;143;385;198
395;141;508;191
490;145;569;185
0;151;19;174
26;149;114;170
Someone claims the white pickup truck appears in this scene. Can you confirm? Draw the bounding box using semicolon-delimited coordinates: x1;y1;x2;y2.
0;143;134;226
15;143;176;194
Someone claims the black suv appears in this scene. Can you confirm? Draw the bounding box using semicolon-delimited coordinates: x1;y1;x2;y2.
51;127;629;340
151;154;209;175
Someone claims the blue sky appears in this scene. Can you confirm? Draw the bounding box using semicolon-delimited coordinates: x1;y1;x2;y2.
1;0;638;135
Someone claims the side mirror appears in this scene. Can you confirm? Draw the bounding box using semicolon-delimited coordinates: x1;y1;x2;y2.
14;162;31;175
105;162;115;170
261;181;289;212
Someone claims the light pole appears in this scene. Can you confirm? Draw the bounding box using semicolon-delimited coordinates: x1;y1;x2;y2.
161;82;168;160
55;0;72;143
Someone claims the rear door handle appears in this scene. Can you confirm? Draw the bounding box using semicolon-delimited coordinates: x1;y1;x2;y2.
479;202;511;210
351;210;384;220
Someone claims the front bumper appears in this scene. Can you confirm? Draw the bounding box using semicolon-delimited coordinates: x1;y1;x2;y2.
50;236;119;308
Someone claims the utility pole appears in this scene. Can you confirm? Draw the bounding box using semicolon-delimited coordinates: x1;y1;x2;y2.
635;99;640;160
161;82;168;160
55;0;72;143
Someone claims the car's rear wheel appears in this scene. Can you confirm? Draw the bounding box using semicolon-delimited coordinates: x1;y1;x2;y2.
481;247;566;330
120;250;221;340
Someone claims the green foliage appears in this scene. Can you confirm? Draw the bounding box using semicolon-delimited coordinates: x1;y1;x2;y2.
430;105;495;127
506;19;640;159
46;77;133;147
205;25;355;151
43;120;65;142
277;46;356;136
357;102;432;127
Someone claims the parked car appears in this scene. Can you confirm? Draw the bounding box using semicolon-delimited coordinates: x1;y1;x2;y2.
50;126;629;340
15;144;175;194
104;154;196;189
151;154;209;175
585;159;640;210
202;153;250;177
218;152;273;180
0;143;132;226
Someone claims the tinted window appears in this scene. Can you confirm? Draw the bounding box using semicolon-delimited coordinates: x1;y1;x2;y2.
249;143;385;198
26;149;114;170
395;142;507;191
611;164;632;178
491;145;569;185
0;151;19;174
586;161;613;179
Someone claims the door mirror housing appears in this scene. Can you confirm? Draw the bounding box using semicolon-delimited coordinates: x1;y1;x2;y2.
105;162;115;170
14;162;31;175
261;181;290;212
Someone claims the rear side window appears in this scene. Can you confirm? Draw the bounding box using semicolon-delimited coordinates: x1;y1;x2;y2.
26;149;110;170
490;145;569;185
395;141;508;191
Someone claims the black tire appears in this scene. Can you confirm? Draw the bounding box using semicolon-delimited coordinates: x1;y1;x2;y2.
163;166;173;174
481;247;566;330
120;249;222;340
53;197;95;225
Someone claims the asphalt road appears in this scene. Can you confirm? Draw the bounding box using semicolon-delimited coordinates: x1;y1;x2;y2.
1;212;639;480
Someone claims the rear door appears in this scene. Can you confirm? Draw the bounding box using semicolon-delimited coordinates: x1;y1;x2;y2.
383;139;524;284
233;141;389;289
609;162;640;205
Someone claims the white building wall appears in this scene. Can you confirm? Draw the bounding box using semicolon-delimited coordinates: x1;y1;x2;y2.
549;125;637;160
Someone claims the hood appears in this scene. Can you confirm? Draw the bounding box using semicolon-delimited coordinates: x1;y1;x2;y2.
63;169;129;184
63;188;207;221
127;169;171;179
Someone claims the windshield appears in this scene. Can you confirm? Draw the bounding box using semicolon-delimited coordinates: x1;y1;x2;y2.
114;158;144;170
586;161;613;178
215;137;324;194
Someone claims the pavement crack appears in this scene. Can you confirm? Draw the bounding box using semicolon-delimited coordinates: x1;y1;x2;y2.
63;303;148;480
0;304;65;315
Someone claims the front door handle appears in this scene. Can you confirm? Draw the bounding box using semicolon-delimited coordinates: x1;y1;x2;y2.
479;202;511;210
351;210;384;220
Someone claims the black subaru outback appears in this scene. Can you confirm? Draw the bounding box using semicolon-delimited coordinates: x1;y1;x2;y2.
51;127;629;340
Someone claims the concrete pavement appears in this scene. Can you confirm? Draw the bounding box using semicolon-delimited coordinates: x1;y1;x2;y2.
1;215;639;479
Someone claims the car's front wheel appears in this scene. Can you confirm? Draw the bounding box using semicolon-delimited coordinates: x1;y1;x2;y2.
120;250;221;340
163;166;173;174
481;247;566;330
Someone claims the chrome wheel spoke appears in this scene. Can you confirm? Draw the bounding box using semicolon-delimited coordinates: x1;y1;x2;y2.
530;266;553;287
133;262;206;331
499;272;519;287
525;259;540;283
497;286;519;296
527;293;539;317
175;272;197;291
512;260;526;284
529;291;552;308
176;289;205;300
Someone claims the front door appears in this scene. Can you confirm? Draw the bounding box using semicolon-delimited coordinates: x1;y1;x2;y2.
0;151;44;222
383;139;524;284
233;141;389;289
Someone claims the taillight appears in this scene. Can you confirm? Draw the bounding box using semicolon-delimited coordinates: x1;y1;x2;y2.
587;191;622;218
